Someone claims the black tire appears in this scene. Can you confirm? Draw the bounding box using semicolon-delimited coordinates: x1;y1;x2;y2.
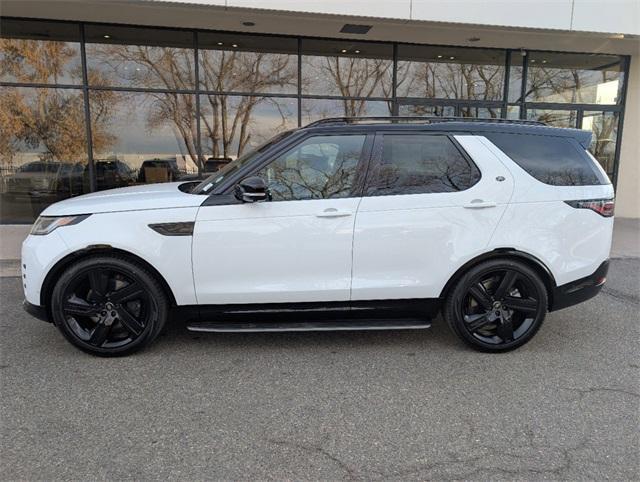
50;255;168;357
444;259;548;352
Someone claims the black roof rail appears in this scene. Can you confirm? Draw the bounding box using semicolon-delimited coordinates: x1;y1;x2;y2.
305;116;547;127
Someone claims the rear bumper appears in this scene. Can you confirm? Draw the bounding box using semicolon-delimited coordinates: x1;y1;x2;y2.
23;299;50;323
550;260;609;312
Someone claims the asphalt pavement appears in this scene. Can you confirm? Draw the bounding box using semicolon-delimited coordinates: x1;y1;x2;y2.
1;258;638;480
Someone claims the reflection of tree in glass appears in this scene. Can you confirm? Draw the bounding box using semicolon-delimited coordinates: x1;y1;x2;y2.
0;38;79;84
459;106;500;119
260;141;362;200
305;56;393;116
586;113;617;173
201;95;292;160
401;104;455;118
525;66;620;104
373;155;476;194
535;168;597;186
88;44;194;89
529;110;577;128
145;91;198;162
0;40;117;167
369;136;479;195
398;60;504;102
89;44;199;162
200;49;297;159
87;45;298;165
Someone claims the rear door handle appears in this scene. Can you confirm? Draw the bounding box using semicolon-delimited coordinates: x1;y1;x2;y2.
316;208;353;218
463;199;497;209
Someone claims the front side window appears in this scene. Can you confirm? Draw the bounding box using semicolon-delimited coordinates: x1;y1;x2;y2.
365;134;480;196
257;135;366;201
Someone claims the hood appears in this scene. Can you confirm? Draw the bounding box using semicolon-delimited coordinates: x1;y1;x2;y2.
7;172;55;181
41;182;204;216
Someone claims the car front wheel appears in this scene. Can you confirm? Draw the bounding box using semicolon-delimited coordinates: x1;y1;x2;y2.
444;259;548;352
51;255;168;356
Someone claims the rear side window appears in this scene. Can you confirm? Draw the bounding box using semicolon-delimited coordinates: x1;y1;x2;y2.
365;134;480;196
485;132;608;186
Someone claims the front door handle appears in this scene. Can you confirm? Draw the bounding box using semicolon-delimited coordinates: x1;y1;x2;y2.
463;199;497;209
316;208;353;218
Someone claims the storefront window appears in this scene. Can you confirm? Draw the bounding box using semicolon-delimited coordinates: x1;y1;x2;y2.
199;95;297;163
89;91;198;187
507;57;524;102
398;104;456;117
527;109;578;128
526;52;624;105
199;33;297;95
85;25;195;90
302;98;391;124
301;39;393;98
582;111;619;176
0;87;88;223
397;45;505;100
459;105;501;118
0;18;82;85
506;105;521;119
0;18;630;223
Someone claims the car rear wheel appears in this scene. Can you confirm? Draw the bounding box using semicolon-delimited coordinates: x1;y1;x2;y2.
51;255;168;356
444;259;548;352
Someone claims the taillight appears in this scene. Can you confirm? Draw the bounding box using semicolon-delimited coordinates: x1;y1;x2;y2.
565;198;615;217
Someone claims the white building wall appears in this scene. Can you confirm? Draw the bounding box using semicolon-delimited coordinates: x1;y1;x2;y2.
615;47;640;219
166;0;639;35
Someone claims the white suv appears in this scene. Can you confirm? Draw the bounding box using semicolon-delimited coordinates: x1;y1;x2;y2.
21;118;614;356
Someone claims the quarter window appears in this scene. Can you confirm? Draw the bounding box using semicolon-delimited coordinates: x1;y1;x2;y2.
365;134;480;195
257;135;366;201
485;133;608;186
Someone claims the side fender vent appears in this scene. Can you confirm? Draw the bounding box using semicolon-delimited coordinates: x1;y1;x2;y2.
149;222;195;236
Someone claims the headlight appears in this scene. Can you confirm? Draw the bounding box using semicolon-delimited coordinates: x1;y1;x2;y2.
30;214;90;236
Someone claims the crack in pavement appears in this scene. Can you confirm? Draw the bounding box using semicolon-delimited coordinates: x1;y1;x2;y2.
267;420;607;481
268;438;358;480
601;286;640;305
561;385;640;401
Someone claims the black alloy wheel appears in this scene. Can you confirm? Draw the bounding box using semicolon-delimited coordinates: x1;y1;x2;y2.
51;255;168;356
444;259;548;352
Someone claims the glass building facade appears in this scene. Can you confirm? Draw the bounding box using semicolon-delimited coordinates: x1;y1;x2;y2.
0;17;630;223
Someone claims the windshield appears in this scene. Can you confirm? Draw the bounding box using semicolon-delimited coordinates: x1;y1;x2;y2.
19;162;60;173
192;129;297;195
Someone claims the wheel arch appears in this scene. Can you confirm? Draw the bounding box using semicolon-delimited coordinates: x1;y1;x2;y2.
40;245;178;316
439;248;557;308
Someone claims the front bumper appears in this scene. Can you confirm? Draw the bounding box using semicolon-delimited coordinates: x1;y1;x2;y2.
22;231;69;307
550;260;609;312
23;299;50;322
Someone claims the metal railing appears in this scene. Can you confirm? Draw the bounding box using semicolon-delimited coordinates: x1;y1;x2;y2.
305;116;547;127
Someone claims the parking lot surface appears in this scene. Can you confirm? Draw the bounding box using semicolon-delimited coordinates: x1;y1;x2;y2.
1;258;638;480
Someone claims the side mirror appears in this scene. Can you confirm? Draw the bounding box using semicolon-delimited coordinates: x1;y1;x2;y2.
234;176;270;203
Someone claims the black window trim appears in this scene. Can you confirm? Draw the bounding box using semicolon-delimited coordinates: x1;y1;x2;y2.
363;130;482;197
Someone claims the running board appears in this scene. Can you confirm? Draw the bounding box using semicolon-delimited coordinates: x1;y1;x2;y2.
187;319;431;333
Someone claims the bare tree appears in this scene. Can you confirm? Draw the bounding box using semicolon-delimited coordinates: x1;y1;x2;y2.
199;49;297;160
304;55;393;116
0;38;80;85
587;113;617;172
524;65;619;105
0;39;118;167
